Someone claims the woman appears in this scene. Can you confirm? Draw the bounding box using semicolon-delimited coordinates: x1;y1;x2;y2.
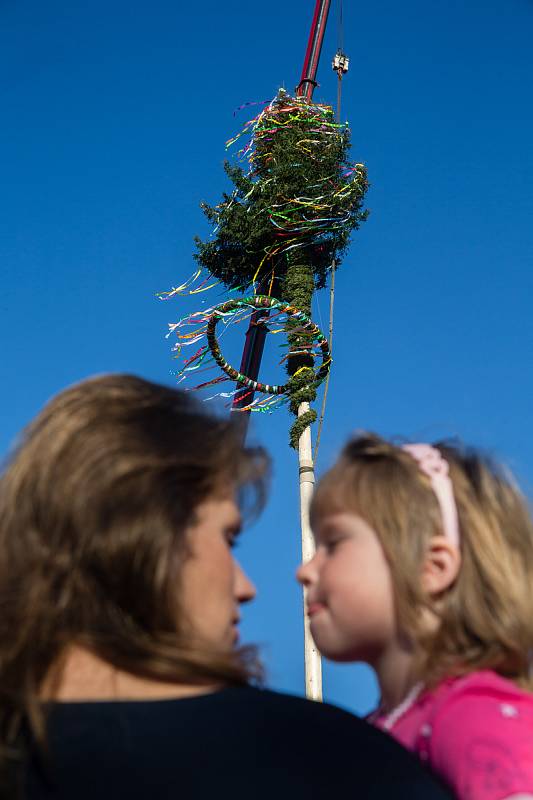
0;374;452;799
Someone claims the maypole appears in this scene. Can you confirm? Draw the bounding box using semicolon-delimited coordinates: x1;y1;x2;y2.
294;0;332;702
158;0;368;703
232;1;335;699
232;0;332;420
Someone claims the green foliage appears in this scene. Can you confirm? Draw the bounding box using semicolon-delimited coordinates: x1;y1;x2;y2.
287;366;318;449
194;90;369;294
194;90;369;446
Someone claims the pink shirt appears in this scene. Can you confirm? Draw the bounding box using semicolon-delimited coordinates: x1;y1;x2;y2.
372;671;533;800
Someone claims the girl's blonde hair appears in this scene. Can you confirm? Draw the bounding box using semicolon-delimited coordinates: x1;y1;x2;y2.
311;432;533;690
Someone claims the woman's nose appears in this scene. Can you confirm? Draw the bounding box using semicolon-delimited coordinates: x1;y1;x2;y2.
234;560;257;604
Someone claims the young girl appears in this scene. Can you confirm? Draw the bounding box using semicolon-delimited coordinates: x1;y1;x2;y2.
298;433;533;800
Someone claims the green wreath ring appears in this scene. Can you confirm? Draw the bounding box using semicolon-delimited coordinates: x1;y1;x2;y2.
206;295;331;395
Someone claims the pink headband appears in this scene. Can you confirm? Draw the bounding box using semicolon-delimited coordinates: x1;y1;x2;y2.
402;443;460;548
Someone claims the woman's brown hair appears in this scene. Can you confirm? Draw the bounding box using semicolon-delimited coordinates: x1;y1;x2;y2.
312;432;533;690
0;374;269;788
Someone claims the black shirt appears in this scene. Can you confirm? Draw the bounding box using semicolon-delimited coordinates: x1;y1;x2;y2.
26;686;452;799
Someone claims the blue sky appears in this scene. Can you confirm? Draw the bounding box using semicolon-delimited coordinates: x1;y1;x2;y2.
1;0;532;714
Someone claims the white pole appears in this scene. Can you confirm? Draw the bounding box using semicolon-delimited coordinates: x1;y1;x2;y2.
298;400;323;701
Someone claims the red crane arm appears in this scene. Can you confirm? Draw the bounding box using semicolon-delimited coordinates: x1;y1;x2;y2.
297;0;332;101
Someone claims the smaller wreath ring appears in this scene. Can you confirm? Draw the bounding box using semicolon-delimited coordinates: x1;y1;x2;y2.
206;295;331;395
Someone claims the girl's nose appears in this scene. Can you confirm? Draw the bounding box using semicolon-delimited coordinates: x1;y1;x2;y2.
296;552;319;587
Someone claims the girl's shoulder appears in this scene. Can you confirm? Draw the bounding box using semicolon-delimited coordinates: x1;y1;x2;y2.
434;669;533;703
423;670;533;800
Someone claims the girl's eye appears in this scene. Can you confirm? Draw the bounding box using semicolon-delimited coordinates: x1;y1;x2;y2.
324;539;341;553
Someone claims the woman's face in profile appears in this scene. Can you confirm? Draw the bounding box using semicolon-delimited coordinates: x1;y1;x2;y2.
179;496;256;650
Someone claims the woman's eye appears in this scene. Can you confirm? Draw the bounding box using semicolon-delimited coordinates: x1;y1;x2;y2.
225;530;240;549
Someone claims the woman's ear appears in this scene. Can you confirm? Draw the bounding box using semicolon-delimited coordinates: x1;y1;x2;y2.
421;536;461;596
